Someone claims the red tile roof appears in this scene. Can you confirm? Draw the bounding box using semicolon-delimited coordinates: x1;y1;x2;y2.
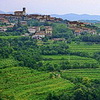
14;11;23;13
35;31;45;35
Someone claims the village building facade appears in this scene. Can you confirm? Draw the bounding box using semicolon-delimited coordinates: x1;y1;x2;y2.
28;27;40;34
45;26;53;36
32;31;45;39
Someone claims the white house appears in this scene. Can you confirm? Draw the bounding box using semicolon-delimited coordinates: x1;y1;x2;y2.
32;31;45;39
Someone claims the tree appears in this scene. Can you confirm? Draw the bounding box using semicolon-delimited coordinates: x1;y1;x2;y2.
46;93;59;100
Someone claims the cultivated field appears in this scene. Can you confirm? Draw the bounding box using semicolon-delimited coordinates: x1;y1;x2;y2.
68;42;100;56
42;55;99;69
62;68;100;80
0;63;74;100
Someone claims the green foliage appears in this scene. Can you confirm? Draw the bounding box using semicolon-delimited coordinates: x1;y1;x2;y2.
0;32;21;36
13;49;41;68
0;58;19;69
27;19;52;26
42;55;99;71
46;93;59;100
41;43;69;55
0;22;8;26
0;46;13;58
93;52;100;61
80;34;100;42
7;25;28;35
0;36;41;68
73;84;100;100
52;23;74;39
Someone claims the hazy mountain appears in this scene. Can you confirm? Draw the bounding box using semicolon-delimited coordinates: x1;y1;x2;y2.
0;10;6;14
51;13;100;21
78;20;100;23
6;12;13;14
0;10;13;14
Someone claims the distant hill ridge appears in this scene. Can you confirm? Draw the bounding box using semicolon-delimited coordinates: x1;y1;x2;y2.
51;13;100;21
1;10;100;21
0;10;13;14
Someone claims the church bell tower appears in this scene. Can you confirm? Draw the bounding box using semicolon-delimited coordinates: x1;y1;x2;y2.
23;7;26;15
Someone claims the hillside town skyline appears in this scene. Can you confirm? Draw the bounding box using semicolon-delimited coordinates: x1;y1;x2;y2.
0;0;100;15
0;7;98;39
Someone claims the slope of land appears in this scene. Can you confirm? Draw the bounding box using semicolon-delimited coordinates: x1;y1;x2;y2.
0;62;74;100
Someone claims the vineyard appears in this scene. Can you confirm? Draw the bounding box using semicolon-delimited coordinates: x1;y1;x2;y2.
42;55;99;69
0;61;74;100
61;68;100;80
0;58;100;100
68;42;100;56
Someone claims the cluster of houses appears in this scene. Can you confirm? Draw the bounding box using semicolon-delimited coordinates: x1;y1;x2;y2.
14;8;63;22
0;8;63;24
0;8;98;39
0;8;61;39
0;25;14;32
68;21;97;35
27;26;53;39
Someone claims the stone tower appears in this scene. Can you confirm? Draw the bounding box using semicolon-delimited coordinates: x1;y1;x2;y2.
23;8;26;12
23;7;26;15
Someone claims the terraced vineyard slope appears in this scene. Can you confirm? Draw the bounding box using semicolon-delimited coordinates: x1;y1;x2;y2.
0;65;74;100
62;68;100;80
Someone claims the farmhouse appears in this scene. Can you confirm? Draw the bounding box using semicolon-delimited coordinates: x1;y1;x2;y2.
0;27;7;32
32;31;45;39
39;18;46;22
74;29;83;35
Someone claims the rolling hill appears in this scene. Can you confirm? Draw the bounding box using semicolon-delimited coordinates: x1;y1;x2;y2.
51;13;100;21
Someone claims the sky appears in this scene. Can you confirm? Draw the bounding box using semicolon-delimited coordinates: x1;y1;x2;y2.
0;0;100;15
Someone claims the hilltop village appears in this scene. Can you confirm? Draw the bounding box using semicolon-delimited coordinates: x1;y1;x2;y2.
0;8;99;39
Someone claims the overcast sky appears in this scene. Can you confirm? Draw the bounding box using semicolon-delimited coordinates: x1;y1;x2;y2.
0;0;100;15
